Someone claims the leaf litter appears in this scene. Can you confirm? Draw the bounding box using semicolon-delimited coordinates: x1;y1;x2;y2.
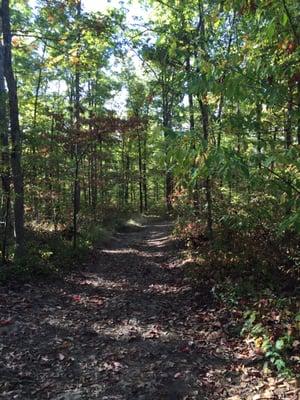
0;221;299;399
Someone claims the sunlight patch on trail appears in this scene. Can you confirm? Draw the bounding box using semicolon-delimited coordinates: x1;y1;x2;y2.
146;283;192;295
74;275;129;290
146;236;173;247
101;248;138;255
92;318;174;342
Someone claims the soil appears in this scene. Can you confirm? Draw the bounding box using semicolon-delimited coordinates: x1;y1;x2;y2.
0;220;298;399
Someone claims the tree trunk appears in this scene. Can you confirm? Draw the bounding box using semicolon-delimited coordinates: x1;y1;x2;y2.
143;130;148;212
163;91;173;213
99;136;104;212
0;43;10;262
2;0;25;258
73;160;80;249
32;43;46;220
256;102;262;168
285;84;293;149
297;81;300;145
199;96;213;240
216;12;235;148
91;144;97;211
72;0;81;248
137;130;143;214
186;55;200;212
285;84;293;218
125;151;130;205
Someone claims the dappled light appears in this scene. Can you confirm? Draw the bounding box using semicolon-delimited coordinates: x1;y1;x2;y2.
1;222;298;399
0;0;299;398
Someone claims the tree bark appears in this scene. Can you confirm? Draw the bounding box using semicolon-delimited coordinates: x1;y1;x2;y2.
285;84;293;149
197;2;213;240
0;43;10;262
162;85;173;213
137;130;143;214
73;0;81;248
285;83;293;218
297;81;300;145
2;0;25;258
143;130;148;212
256;102;262;168
186;55;200;212
199;97;213;240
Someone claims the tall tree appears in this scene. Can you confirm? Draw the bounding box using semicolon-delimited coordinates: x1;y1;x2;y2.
1;0;25;258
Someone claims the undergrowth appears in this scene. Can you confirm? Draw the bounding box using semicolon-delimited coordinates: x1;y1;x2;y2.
175;217;300;378
0;213;148;284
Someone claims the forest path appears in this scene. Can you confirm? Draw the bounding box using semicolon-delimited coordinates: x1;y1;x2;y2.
0;221;284;399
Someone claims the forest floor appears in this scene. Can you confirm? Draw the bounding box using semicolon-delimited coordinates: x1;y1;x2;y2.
0;220;298;400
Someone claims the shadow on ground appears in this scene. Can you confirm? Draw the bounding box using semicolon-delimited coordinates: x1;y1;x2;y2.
0;221;271;400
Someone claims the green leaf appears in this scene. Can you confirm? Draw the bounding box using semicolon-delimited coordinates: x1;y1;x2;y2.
266;21;276;40
275;339;285;351
282;13;288;26
274;359;286;371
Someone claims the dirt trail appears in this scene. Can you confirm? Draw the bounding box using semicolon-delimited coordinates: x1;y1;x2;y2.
0;221;293;399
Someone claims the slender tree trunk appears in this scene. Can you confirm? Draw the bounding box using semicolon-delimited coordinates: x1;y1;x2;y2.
2;0;25;258
88;154;92;207
33;43;46;131
121;136;127;207
143;130;148;212
82;156;89;207
186;55;200;212
285;84;293;218
48;116;55;220
156;181;159;202
73;160;80;249
91;144;97;210
137;130;143;214
217;12;235;148
196;1;214;238
163;90;173;213
32;43;46;220
0;43;10;262
73;0;81;248
54;154;61;231
88;79;97;212
165;169;173;212
216;94;224;149
99;136;104;213
297;81;300;145
199;96;213;240
285;85;293;149
236;104;241;155
271;128;277;171
125;151;130;205
256;102;262;168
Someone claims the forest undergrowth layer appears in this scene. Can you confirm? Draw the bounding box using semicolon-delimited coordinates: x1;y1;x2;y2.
175;215;300;384
0;213;149;283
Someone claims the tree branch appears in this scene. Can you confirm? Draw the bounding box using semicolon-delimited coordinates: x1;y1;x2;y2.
266;166;300;195
281;0;300;44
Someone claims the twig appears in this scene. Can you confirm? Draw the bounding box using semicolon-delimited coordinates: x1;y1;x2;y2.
281;0;300;44
265;166;300;195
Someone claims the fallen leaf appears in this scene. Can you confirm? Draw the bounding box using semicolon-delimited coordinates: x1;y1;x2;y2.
0;319;12;326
